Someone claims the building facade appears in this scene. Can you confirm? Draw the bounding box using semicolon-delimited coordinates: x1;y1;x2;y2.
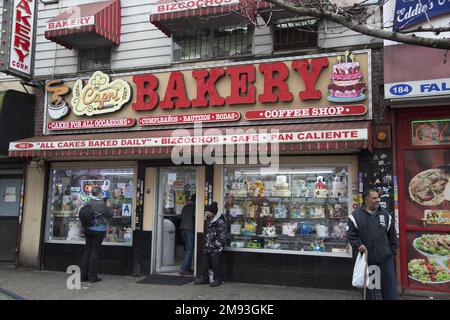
5;0;395;290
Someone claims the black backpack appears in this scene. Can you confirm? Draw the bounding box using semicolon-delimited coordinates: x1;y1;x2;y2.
79;204;96;227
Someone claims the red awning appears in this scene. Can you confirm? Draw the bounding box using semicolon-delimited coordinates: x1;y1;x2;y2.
44;0;121;49
150;0;268;37
9;122;372;160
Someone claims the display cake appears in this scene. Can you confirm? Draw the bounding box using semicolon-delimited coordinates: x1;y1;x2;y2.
273;176;291;197
330;176;346;198
262;226;276;237
314;176;328;198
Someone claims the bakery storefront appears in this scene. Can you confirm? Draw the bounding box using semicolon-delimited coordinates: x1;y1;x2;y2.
10;50;374;288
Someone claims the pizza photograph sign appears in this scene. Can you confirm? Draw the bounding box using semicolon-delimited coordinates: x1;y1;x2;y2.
404;148;450;227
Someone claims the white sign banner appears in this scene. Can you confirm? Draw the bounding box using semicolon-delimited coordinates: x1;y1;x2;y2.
7;0;37;78
150;0;240;14
10;129;368;151
385;78;450;99
46;16;94;31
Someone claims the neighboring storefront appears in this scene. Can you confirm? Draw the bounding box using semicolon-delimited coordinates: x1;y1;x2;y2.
392;107;450;293
385;35;450;292
0;90;35;262
10;50;375;289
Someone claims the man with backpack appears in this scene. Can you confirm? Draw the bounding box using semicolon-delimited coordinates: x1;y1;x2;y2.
80;185;113;283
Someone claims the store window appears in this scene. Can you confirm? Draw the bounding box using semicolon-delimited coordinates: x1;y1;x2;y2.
223;166;352;257
45;167;135;245
172;25;252;62
78;47;112;72
273;19;318;51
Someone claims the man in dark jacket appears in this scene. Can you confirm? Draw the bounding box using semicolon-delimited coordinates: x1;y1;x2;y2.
179;194;196;275
81;185;113;283
194;202;227;287
347;188;398;300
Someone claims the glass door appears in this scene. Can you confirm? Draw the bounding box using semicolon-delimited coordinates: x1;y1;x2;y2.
155;167;197;273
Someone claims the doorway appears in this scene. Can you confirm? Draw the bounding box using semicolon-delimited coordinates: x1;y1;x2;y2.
154;167;197;274
0;177;22;262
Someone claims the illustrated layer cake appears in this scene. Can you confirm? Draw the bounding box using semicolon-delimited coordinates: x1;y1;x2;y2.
328;51;366;101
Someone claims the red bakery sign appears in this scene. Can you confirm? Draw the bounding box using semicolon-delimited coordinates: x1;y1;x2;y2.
44;50;371;133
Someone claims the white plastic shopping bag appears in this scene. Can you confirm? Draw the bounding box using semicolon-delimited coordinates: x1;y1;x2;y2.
352;252;369;288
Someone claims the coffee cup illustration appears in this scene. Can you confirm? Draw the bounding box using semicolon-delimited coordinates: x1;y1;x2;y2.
46;80;71;120
48;100;70;120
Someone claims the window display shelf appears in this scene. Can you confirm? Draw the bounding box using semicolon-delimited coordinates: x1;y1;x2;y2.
46;239;132;246
52;215;78;219
231;196;348;203
223;165;351;257
231;234;347;240
225;247;352;258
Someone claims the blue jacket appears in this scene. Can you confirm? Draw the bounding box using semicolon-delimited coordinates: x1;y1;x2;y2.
86;198;113;232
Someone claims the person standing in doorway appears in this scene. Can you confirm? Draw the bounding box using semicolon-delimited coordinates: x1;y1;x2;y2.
179;193;196;276
81;185;113;283
194;202;227;287
347;188;399;300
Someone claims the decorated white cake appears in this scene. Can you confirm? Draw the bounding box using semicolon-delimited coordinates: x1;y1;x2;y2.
311;205;325;218
330;176;346;198
262;226;276;237
294;179;309;197
274;176;291;197
260;202;271;217
282;222;297;236
230;222;242;235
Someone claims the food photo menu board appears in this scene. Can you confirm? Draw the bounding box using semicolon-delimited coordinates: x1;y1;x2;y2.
404;149;450;228
403;148;450;291
407;232;449;291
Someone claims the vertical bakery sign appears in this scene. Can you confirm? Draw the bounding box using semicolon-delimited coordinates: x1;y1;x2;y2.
404;147;450;291
0;0;38;80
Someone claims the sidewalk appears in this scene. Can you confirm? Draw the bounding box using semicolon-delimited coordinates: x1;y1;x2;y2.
0;264;446;300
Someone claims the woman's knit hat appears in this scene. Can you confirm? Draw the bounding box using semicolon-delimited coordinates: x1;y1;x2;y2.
206;202;218;215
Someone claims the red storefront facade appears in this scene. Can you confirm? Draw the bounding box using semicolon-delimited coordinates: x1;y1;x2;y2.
386;44;450;293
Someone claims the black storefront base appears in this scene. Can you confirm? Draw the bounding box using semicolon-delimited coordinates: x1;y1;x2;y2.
197;233;354;290
43;243;133;275
43;230;153;276
222;251;354;290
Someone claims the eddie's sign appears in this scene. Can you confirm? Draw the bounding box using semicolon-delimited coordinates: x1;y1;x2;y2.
394;0;450;30
0;0;38;80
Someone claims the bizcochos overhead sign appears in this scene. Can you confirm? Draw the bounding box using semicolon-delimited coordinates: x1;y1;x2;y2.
150;0;239;14
0;0;38;80
44;50;371;133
